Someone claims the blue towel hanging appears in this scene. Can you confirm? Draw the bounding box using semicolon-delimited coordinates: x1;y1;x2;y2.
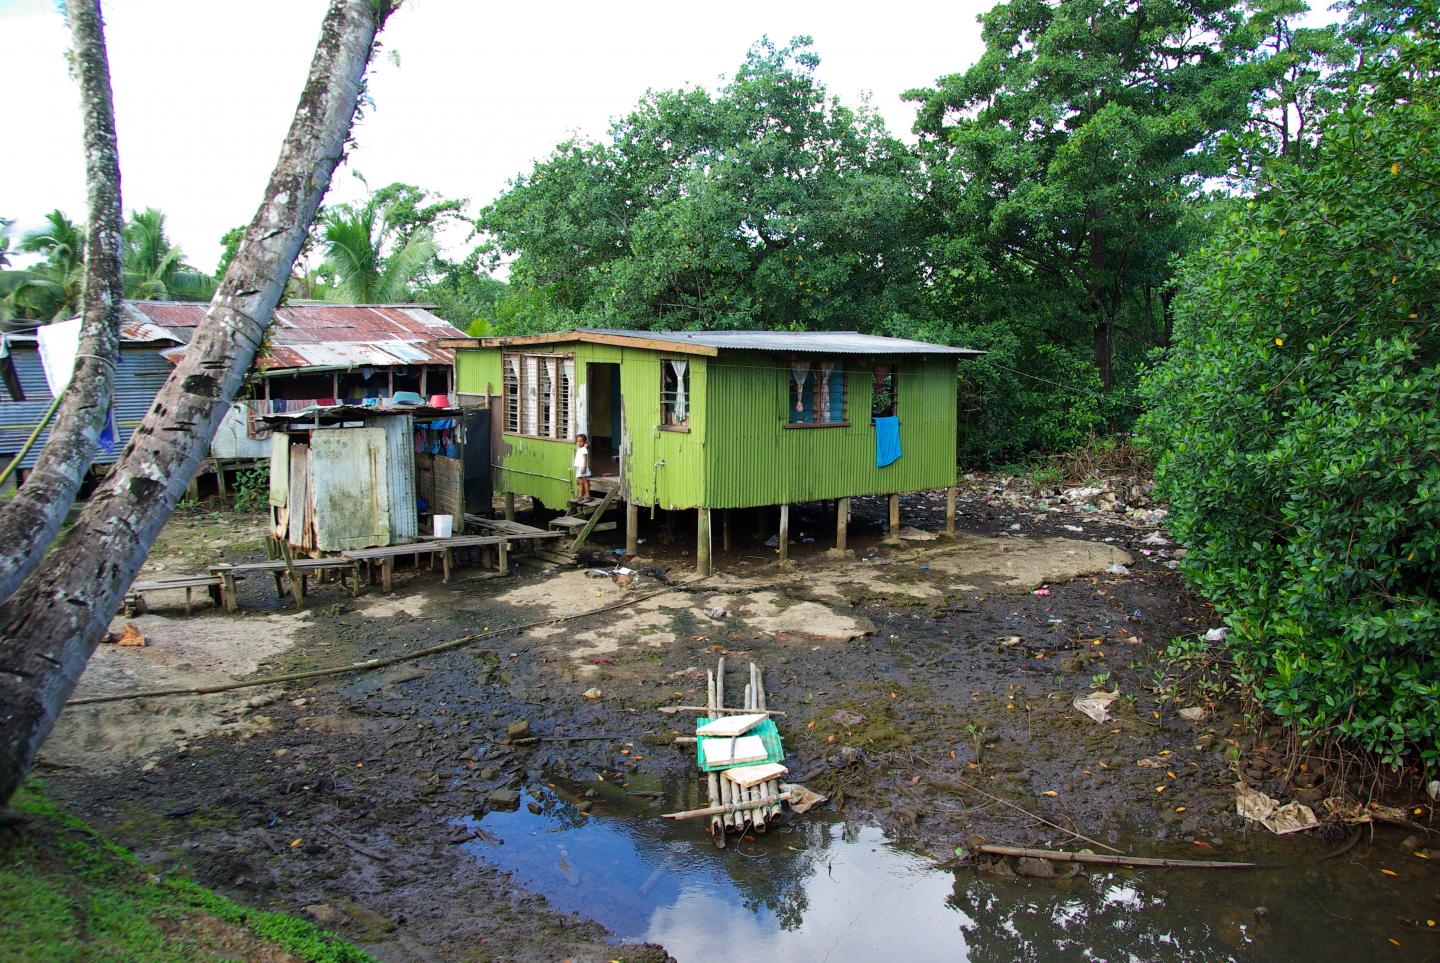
874;416;902;468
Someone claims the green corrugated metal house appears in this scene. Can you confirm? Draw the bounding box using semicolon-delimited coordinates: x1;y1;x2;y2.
446;329;982;569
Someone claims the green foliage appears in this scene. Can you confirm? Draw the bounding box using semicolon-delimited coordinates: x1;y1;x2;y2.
1138;24;1440;772
904;0;1328;456
2;783;372;962
231;464;269;513
1;209;86;323
480;37;925;334
122;207;215;302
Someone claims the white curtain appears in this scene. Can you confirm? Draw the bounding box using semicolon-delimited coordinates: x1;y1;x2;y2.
790;361;811;413
670;359;689;421
817;360;836;422
522;356;539;435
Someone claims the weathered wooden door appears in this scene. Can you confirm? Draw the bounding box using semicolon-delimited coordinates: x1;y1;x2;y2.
309;427;391;551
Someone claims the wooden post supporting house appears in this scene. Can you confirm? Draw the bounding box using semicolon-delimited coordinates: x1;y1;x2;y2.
886;493;901;542
836;497;850;551
503;492;516;521
778;504;790;564
697;508;712;577
946;486;957;536
722;509;732;552
626;500;639;557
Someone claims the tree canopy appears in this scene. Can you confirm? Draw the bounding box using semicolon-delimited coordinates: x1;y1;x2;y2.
480;37;926;334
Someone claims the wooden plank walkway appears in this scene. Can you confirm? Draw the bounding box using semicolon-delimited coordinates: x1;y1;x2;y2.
126;576;224;615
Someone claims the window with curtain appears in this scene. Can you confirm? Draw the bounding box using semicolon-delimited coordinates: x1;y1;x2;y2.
661;358;690;429
788;359;847;426
502;352;573;439
871;364;897;419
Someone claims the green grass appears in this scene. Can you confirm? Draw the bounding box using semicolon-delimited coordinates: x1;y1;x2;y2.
0;782;373;963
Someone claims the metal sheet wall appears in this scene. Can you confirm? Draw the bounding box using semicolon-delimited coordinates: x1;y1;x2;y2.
0;342;174;470
380;413;418;544
702;350;959;508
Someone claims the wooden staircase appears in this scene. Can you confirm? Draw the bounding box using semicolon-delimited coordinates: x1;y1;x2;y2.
548;486;619;555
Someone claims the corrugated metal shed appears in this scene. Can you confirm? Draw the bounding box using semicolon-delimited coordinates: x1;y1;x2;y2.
0;338;176;470
128;301;465;371
476;328;984;357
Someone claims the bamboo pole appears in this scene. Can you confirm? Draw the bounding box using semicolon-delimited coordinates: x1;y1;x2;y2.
706;669;722;842
973;843;1258;871
663;793;797;820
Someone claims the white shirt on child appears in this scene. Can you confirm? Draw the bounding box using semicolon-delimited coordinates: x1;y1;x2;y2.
573;445;589;469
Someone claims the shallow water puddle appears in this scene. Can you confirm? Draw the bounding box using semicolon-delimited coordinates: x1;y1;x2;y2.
457;787;1437;961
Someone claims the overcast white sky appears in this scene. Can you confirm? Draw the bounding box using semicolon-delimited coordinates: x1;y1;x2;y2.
0;0;992;273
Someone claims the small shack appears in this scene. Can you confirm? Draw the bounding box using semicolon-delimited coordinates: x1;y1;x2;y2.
265;403;489;554
447;328;983;570
0;301;468;487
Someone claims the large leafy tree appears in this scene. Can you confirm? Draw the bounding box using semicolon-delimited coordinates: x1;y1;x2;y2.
906;0;1320;404
1138;20;1440;771
480;37;925;333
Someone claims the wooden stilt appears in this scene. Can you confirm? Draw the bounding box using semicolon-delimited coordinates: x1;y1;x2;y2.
442;548;453;584
886;493;901;541
778;504;790;563
946;486;957;536
626;500;639;556
216;566;238;612
497;538;509;575
836;497;850;551
722;509;731;552
381;557;394;593
503;492;516;521
696;508;712;577
216;461;229;499
280;542;303;608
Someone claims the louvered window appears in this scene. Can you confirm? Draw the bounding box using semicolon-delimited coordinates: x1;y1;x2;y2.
503;352;573;439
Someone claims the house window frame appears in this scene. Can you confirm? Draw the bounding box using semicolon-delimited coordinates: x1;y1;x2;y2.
871;362;898;421
785;357;850;429
502;351;575;441
660;356;692;432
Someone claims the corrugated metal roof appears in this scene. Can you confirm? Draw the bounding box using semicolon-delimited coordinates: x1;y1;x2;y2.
122;300;466;371
480;327;983;356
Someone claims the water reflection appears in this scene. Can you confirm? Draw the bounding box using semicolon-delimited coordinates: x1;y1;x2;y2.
456;785;1434;962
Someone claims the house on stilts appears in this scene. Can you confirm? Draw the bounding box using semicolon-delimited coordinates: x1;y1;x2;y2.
445;329;983;572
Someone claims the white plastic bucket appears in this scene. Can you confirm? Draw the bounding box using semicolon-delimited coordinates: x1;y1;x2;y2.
433;514;454;538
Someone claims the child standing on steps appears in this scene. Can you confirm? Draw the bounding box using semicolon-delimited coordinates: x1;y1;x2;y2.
573;433;591;500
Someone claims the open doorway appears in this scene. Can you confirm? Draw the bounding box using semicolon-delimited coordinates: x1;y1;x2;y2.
583;363;623;480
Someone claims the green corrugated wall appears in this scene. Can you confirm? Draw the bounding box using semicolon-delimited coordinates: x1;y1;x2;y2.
703;350;958;508
455;341;710;511
455;342;958;512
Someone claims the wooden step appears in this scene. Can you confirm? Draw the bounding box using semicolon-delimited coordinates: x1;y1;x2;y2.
549;516;616;533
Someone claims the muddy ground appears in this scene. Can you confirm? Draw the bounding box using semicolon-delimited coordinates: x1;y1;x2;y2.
36;481;1415;961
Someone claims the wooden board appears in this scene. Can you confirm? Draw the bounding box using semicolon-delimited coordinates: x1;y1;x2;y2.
696;713;766;738
699;735;767;768
721;762;788;789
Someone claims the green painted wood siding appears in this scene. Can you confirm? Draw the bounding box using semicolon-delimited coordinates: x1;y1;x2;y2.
455;343;958;512
702;350;957;509
454;342;711;511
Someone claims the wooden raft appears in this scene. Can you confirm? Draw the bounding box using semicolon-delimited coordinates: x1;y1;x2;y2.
702;659;785;845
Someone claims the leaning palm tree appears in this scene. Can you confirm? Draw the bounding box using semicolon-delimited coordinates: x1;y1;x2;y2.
122;207;215;301
319;197;437;303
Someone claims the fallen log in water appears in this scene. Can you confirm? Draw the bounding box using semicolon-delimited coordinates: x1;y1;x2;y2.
972;843;1258;870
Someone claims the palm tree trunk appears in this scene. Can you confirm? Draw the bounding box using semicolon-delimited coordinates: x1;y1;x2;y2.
0;0;125;606
0;0;397;809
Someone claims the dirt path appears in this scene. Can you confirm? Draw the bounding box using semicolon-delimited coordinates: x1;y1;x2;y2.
36;488;1322;960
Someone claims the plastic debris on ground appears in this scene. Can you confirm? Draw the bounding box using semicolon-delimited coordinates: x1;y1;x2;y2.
1235;782;1319;834
1073;690;1120;723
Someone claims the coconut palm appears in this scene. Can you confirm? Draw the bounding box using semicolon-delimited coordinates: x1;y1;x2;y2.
122;207;215;301
319;197;438;303
0;210;87;323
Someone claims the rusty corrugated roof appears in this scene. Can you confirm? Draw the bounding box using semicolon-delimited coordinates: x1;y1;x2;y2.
123;300;465;371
